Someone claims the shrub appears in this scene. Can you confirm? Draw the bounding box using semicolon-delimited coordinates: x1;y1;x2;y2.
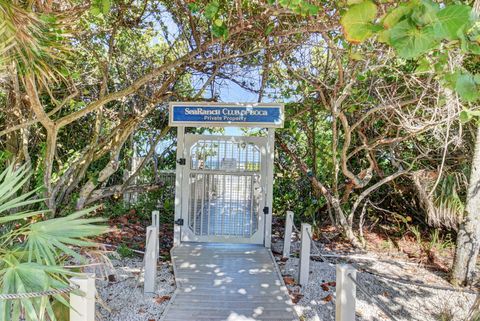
0;165;108;321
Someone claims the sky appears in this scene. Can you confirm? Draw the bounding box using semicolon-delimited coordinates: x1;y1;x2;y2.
147;6;278;150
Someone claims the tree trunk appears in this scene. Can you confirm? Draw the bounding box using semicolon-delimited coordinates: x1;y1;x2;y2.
450;0;480;286
277;138;362;248
451;124;480;286
76;149;122;209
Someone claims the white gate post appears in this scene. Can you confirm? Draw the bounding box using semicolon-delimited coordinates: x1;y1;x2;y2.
173;126;185;246
282;211;294;258
336;264;357;321
70;273;95;321
297;223;311;286
144;226;158;294
264;128;275;248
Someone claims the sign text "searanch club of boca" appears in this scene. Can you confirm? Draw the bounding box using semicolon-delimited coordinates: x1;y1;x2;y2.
184;107;268;116
169;103;284;128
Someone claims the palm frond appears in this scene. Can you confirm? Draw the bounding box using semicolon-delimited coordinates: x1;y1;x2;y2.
0;1;70;84
0;261;78;321
0;165;108;320
0;164;45;223
26;207;107;265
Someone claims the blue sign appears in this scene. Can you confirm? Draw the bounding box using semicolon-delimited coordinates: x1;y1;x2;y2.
169;103;284;128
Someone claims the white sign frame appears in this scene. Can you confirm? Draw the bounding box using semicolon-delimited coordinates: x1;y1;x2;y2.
169;102;284;128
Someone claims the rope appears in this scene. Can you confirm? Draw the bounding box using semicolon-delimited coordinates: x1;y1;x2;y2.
291;221;329;263
306;229;329;263
347;273;401;321
288;220;475;319
292;221;301;234
0;284;79;300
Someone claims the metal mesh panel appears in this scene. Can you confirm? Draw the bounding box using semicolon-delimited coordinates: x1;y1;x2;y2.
187;139;261;238
190;140;261;172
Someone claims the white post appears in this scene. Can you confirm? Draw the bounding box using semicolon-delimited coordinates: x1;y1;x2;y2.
336;264;357;321
144;226;157;294
173;126;185;246
152;210;160;259
152;210;160;228
282;211;294;258
264;128;275;248
297;223;311;286
70;273;95;321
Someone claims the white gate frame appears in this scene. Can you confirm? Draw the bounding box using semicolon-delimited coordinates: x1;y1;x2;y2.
179;134;268;244
171;103;283;248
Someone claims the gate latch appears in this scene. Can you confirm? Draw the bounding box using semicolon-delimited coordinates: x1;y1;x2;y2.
177;158;186;165
263;207;269;215
174;218;184;226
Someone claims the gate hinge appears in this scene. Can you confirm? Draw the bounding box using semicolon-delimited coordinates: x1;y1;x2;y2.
174;218;184;226
177;158;186;165
263;207;269;215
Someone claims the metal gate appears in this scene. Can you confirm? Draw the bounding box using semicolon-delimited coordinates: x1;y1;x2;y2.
180;134;267;244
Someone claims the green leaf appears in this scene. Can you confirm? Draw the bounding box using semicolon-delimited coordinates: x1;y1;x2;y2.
459;110;472;123
411;0;439;26
474;74;480;84
347;0;364;5
350;52;364;61
265;23;274;36
26;207;107;265
377;29;391;43
101;0;111;14
415;57;431;73
188;2;200;13
214;18;223;27
204;1;219;20
455;73;480;102
383;4;412;29
212;24;228;39
389;20;438;58
340;1;378;43
306;3;319;15
434;5;472;40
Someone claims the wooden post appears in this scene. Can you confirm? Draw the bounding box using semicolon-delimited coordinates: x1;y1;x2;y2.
282;211;294;258
297;223;311;286
144;226;157;294
336;264;357;321
70;273;95;321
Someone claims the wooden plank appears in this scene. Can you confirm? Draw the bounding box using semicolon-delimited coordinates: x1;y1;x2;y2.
160;243;298;321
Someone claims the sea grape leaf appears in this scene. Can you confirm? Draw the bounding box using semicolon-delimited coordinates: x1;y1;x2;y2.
389;20;438;58
383;4;412;29
340;1;378;43
456;73;480;102
415;57;431;73
410;0;439;26
204;1;219;20
434;5;472;40
102;0;111;14
459;110;472;123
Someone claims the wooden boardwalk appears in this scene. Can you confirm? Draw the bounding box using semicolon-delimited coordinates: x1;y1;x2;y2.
160;243;298;321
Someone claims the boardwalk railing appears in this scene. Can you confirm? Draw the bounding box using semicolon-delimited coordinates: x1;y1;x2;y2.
282;211;400;321
0;273;96;321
